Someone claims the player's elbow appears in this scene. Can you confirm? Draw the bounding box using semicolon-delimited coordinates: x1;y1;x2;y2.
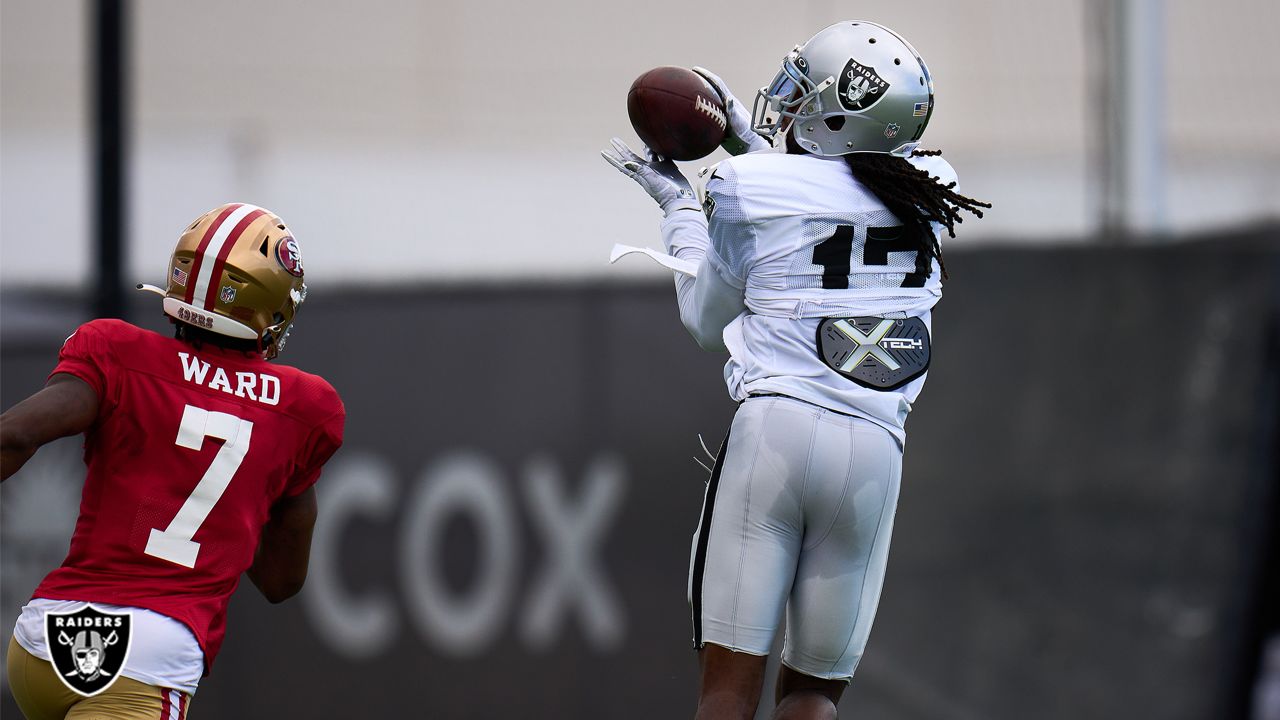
684;323;728;352
258;573;306;604
680;311;728;352
264;587;301;605
249;556;309;604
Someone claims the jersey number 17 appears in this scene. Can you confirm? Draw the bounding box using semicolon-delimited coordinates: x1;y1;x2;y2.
812;223;931;289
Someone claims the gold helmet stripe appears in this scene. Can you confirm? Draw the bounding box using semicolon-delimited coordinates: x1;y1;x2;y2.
187;203;264;310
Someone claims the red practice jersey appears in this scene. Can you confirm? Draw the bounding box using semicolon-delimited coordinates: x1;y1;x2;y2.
32;319;344;671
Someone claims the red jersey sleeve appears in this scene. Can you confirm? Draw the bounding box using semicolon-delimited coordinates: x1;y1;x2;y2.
49;321;120;421
285;397;345;498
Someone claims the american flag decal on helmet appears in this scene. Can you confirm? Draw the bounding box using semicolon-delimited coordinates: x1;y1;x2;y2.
172;267;188;287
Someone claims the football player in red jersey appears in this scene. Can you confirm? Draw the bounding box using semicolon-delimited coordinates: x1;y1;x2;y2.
0;203;344;719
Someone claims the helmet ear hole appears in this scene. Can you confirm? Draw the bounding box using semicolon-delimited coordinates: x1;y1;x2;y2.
259;238;270;257
824;116;846;132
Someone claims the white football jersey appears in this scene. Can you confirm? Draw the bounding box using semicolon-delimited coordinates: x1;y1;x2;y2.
700;151;957;444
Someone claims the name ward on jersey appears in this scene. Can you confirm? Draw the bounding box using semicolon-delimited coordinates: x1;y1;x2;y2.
177;352;281;406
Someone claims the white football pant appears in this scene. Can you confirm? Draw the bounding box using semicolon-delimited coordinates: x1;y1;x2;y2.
689;394;902;679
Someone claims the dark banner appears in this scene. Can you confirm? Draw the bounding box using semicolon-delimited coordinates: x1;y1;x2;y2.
2;232;1277;719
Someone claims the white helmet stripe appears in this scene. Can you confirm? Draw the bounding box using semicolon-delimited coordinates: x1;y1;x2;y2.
189;203;263;309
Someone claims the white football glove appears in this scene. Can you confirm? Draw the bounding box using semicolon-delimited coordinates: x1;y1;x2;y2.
601;138;700;216
692;66;772;156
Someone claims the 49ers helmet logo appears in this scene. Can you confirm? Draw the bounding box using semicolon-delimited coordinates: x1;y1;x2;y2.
837;58;890;112
44;606;132;696
276;236;304;277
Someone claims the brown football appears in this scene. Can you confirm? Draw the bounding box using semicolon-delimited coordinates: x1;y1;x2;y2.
627;66;727;161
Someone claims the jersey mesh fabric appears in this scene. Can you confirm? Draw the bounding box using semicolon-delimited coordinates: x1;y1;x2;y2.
704;152;947;317
31;319;344;672
699;151;957;442
705;163;758;286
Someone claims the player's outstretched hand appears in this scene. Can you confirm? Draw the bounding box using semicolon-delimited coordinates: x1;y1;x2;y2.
692;66;772;156
602;138;699;216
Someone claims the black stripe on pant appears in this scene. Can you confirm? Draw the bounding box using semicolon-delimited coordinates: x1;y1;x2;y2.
690;430;731;649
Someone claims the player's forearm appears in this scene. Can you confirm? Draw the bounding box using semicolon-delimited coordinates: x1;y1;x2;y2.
674;274;720;351
248;488;317;603
0;427;40;482
661;206;711;262
661;208;736;350
678;265;746;352
248;555;307;603
0;377;99;482
248;531;311;603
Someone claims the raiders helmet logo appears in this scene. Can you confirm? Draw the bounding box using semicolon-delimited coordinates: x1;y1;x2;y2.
44;606;132;696
837;59;890;112
276;236;304;277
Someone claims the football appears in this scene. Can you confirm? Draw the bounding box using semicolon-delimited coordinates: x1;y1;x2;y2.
627;66;728;161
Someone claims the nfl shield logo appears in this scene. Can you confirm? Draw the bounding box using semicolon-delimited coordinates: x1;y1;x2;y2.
45;605;132;696
837;58;890;112
220;285;237;303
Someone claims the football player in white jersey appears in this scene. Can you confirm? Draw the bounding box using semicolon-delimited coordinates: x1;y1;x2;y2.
604;22;989;720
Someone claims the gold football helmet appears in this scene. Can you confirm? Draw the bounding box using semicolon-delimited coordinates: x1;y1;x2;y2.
139;203;306;359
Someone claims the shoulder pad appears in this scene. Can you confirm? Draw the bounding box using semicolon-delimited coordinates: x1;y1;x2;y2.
907;153;959;188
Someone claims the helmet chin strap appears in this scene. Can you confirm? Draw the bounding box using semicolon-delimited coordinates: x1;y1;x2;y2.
261;322;287;360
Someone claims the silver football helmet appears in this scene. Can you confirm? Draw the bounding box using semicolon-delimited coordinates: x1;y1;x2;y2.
752;21;935;156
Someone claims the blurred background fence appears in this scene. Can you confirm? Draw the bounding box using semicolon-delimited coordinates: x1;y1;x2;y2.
2;1;1278;718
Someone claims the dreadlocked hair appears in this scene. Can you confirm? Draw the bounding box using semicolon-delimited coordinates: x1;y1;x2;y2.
844;149;990;281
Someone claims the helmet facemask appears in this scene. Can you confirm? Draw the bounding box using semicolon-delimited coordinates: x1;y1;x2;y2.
752;48;834;144
261;283;306;359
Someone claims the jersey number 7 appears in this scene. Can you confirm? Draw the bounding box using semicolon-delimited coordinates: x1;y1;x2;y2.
812;223;931;289
144;404;254;568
